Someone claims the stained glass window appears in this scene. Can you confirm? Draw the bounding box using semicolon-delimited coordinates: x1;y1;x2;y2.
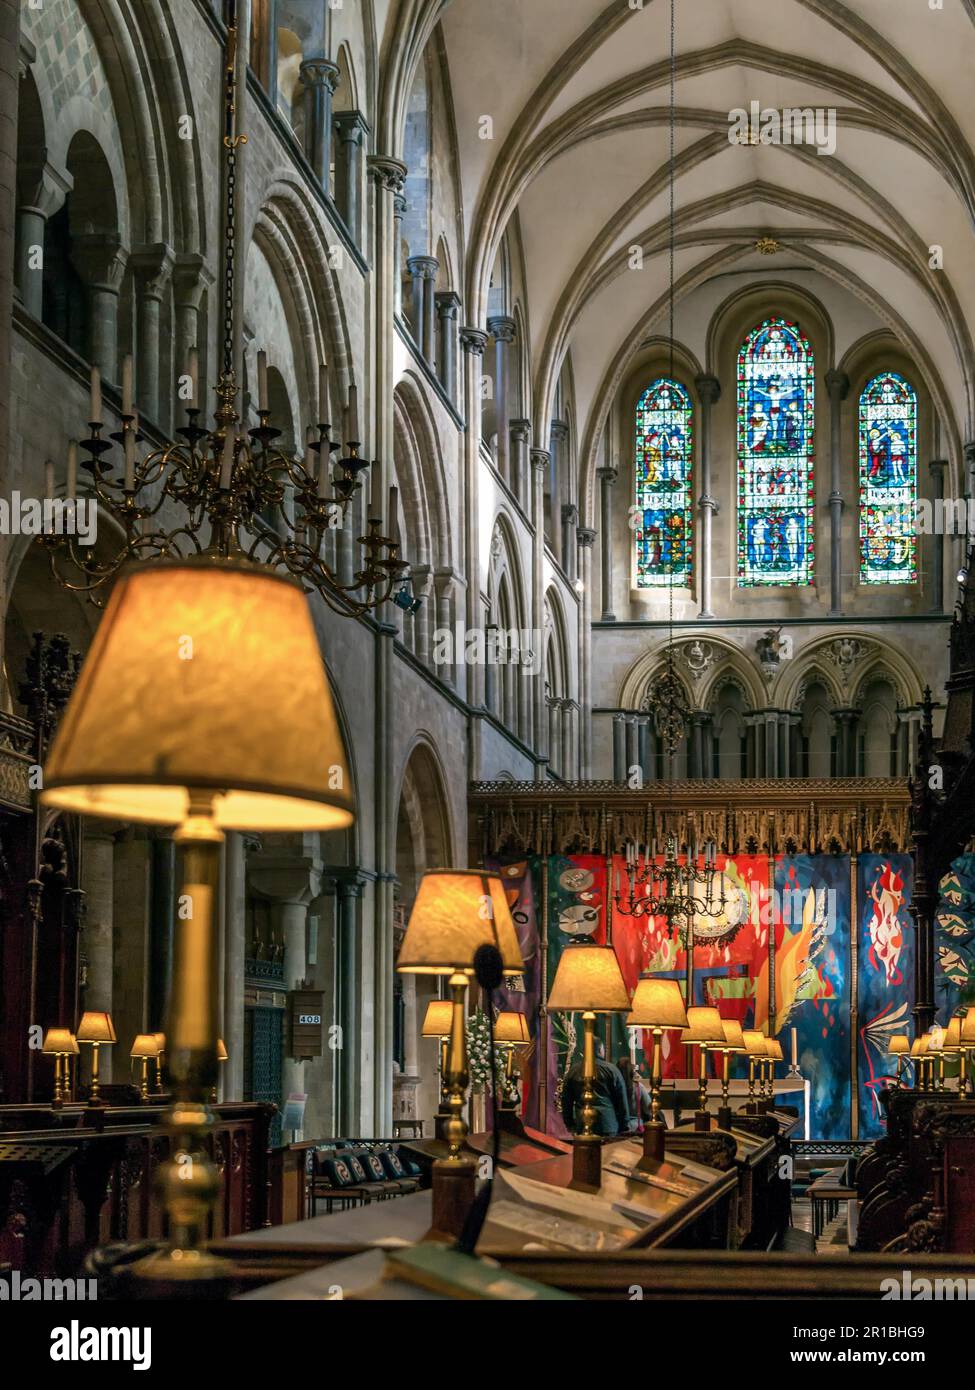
737;317;815;586
859;372;917;585
635;378;692;587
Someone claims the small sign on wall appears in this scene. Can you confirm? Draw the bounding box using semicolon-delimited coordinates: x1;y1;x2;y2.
288;989;325;1059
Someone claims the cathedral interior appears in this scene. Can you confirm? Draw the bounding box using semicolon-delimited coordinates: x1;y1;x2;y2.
2;0;975;1332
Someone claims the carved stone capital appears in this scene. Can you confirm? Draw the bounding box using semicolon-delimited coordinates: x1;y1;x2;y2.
577;527;597;548
460;326;488;356
130;242;175;301
825;368;850;402
435;290;462;320
172;252;213;310
299;58;340;92
367;154;408;194
71;233;128;293
487;314;517;344
333;110;369;145
509;417;531;444
561;503;579;525
694;373;721;406
406;254;439;279
530;447;550;472
597;466;618;486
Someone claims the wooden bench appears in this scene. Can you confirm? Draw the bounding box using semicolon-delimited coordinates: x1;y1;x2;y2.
807;1168;858;1239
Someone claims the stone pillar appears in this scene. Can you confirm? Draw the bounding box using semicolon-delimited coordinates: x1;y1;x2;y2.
172;254;209;408
561;504;579;583
222;832;247;1101
598;466;618;621
689;712;705;779
407;255;438;364
833;709;859;777
392;193;407;317
577;526;596;777
147;830;174;1037
549;421;570;563
530;447;549;764
433;568;458;688
82;828;117;1082
825;369;850;616
131;243;174;424
332;870;365;1136
461;327;489;715
71;233;128;386
15;159;69;318
299;58;340;189
434;290;461;403
694;375;721;618
625;714;640;782
563;701;577;781
333;110;367;242
613;712;627;783
929;459;947;614
487;315;516;482
510;418;531;510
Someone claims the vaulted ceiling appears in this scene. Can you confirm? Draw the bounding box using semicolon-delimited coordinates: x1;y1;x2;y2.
421;0;975;489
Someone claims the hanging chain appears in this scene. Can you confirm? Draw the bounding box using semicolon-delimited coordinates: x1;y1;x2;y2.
221;0;247;388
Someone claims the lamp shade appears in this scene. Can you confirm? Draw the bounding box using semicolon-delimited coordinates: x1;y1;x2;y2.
888;1033;911;1056
546;942;630;1013
421;999;454;1038
721;1019;747;1052
42;1028;78;1055
682;1006;726;1045
910;1035;928;1057
942;1017;963;1052
627;977;688;1030
927;1027;944;1052
40;560;354;833
742;1029;768;1056
962;1008;975;1045
216;1039;229;1062
766;1038;784;1062
131;1034;159;1059
153;1032;166;1052
397;870;524;976
76;1011;116;1045
494;1011;531;1045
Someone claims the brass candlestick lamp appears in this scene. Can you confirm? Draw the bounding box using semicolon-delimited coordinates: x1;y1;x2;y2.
887;1033;910;1089
910;1034;929;1090
494;1010;531;1109
626;977;687;1165
682;1006;725;1130
717;1019;747;1130
42;1028;78;1109
76;1010;116;1106
742;1029;767;1107
765;1037;784;1108
397;870;524;1239
927;1028;946;1091
152;1032;166;1095
421;998;455;1117
547;940;631;1190
41;560;354;1284
961;1009;975;1093
131;1034;159;1102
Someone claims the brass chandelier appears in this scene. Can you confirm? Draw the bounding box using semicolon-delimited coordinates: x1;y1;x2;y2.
40;0;409;617
615;834;726;936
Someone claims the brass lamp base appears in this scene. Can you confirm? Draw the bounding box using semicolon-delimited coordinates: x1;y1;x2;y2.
637;1119;666;1168
428;1156;477;1240
570;1134;602;1190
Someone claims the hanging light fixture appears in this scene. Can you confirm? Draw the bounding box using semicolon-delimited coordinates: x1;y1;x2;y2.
39;0;411;618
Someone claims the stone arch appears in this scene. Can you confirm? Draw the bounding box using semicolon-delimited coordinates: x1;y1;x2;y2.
392;373;451;569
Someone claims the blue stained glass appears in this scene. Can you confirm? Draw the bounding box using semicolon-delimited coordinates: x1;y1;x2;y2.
859;372;917;585
737;317;815;586
635;378;692;587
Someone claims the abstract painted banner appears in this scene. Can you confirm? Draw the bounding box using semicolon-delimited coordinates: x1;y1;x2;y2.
934;855;975;1021
856;854;915;1138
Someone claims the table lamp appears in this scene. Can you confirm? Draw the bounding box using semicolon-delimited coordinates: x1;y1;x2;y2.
888;1033;910;1088
131;1034;159;1102
152;1032;166;1095
211;1039;228;1103
910;1033;929;1089
397;868;523;1237
548;940;631;1188
765;1037;784;1107
41;558;354;1281
421;998;455;1110
76;1010;116;1106
961;1009;975;1094
682;1006;726;1130
927;1028;945;1091
494;1010;531;1110
717;1018;746;1130
742;1029;767;1106
42;1027;78;1108
626;977;687;1163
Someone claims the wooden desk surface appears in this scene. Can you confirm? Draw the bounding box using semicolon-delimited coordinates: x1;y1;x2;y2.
220;1188;435;1255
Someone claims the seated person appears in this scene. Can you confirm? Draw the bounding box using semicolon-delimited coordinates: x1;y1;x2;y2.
617;1056;652;1126
561;1044;634;1136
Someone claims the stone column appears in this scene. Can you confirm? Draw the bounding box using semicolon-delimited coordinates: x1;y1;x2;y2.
964;441;975;504
299;57;340;189
172;254;209;407
221;831;247;1101
547;697;561;774
131;243;174;424
689;712;705;779
510;418;531;510
332;869;366;1136
434;290;461;404
333;110;367;242
82;828;117;1082
487;315;516;483
530;447;549;764
694;375;720;618
407;255;438;364
612;712;627;783
71;233;128;386
825;369;850;616
392;193;407;317
147;830;174;1037
598;466;618;621
832;710;859;777
929;459;947;614
625;714;640;781
562;700;576;781
577;526;596;777
461;327;489;714
15;159;69;318
561;504;579;583
549;420;570;562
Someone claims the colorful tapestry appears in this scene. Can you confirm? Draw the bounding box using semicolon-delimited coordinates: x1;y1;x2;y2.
859;372;917;585
856;854;915;1138
634;378;693;588
934;855;975;1022
485;858;545;1128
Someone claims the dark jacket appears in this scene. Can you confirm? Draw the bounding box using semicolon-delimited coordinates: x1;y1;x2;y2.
560;1058;633;1136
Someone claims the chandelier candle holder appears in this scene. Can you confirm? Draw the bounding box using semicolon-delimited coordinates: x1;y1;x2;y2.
626;978;688;1166
615;835;725;931
40;1;410;620
682;1007;726;1131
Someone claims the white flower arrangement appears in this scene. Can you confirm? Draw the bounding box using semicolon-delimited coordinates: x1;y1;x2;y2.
467;1008;508;1094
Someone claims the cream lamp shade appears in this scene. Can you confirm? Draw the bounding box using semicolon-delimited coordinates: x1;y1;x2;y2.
397;869;524;977
721;1019;747;1052
888;1034;911;1056
153;1032;166;1052
547;942;631;1014
626;977;688;1031
682;1006;726;1046
40;560;354;833
421;1000;455;1038
742;1029;768;1056
216;1039;229;1062
910;1035;929;1057
76;1011;116;1045
494;1011;531;1045
131;1034;159;1059
962;1009;975;1045
766;1038;784;1062
42;1028;78;1055
943;1017;963;1052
